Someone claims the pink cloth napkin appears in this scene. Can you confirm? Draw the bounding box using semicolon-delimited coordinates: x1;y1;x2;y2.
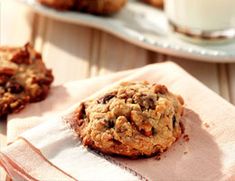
1;62;235;180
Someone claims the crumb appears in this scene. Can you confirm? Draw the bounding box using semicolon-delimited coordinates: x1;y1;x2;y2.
204;122;210;128
183;134;190;142
155;153;161;160
183;151;188;155
179;122;185;134
155;155;161;160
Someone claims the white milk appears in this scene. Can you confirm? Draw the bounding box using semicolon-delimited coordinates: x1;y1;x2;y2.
165;0;235;31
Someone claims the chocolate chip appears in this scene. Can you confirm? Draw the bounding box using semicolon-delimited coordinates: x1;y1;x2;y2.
107;120;115;128
172;115;176;128
152;127;157;135
111;138;122;145
5;81;24;94
145;97;155;110
133;94;155;111
97;92;116;104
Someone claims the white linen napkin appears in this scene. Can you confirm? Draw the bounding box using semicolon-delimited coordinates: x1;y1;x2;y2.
1;62;235;181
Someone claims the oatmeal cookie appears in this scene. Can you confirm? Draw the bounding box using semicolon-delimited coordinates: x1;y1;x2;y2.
38;0;76;10
69;81;184;157
142;0;164;8
0;43;53;118
76;0;127;15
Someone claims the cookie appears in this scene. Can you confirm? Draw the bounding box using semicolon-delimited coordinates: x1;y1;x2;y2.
0;43;53;118
76;0;127;15
68;81;184;157
38;0;76;10
142;0;164;8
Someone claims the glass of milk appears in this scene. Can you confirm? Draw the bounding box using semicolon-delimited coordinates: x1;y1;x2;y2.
165;0;235;41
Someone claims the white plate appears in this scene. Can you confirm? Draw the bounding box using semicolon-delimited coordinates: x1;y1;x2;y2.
18;0;235;63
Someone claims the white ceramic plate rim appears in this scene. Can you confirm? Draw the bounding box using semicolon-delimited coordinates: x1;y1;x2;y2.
16;0;235;63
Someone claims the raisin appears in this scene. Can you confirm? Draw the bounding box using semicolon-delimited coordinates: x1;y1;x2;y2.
5;81;24;94
0;75;9;85
32;76;53;85
153;84;168;94
0;68;16;76
97;92;116;104
35;52;42;59
11;49;30;64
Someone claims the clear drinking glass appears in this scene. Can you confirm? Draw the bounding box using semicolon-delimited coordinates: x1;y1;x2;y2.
165;0;235;41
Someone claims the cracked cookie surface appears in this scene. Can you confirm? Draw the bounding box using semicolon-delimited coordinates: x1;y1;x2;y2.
0;43;53;118
69;81;184;157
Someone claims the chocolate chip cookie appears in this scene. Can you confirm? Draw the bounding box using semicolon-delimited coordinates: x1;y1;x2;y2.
38;0;76;10
68;81;184;157
75;0;127;15
142;0;164;8
0;43;53;118
37;0;127;15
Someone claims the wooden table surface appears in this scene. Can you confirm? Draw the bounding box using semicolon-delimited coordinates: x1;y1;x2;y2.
0;1;235;180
